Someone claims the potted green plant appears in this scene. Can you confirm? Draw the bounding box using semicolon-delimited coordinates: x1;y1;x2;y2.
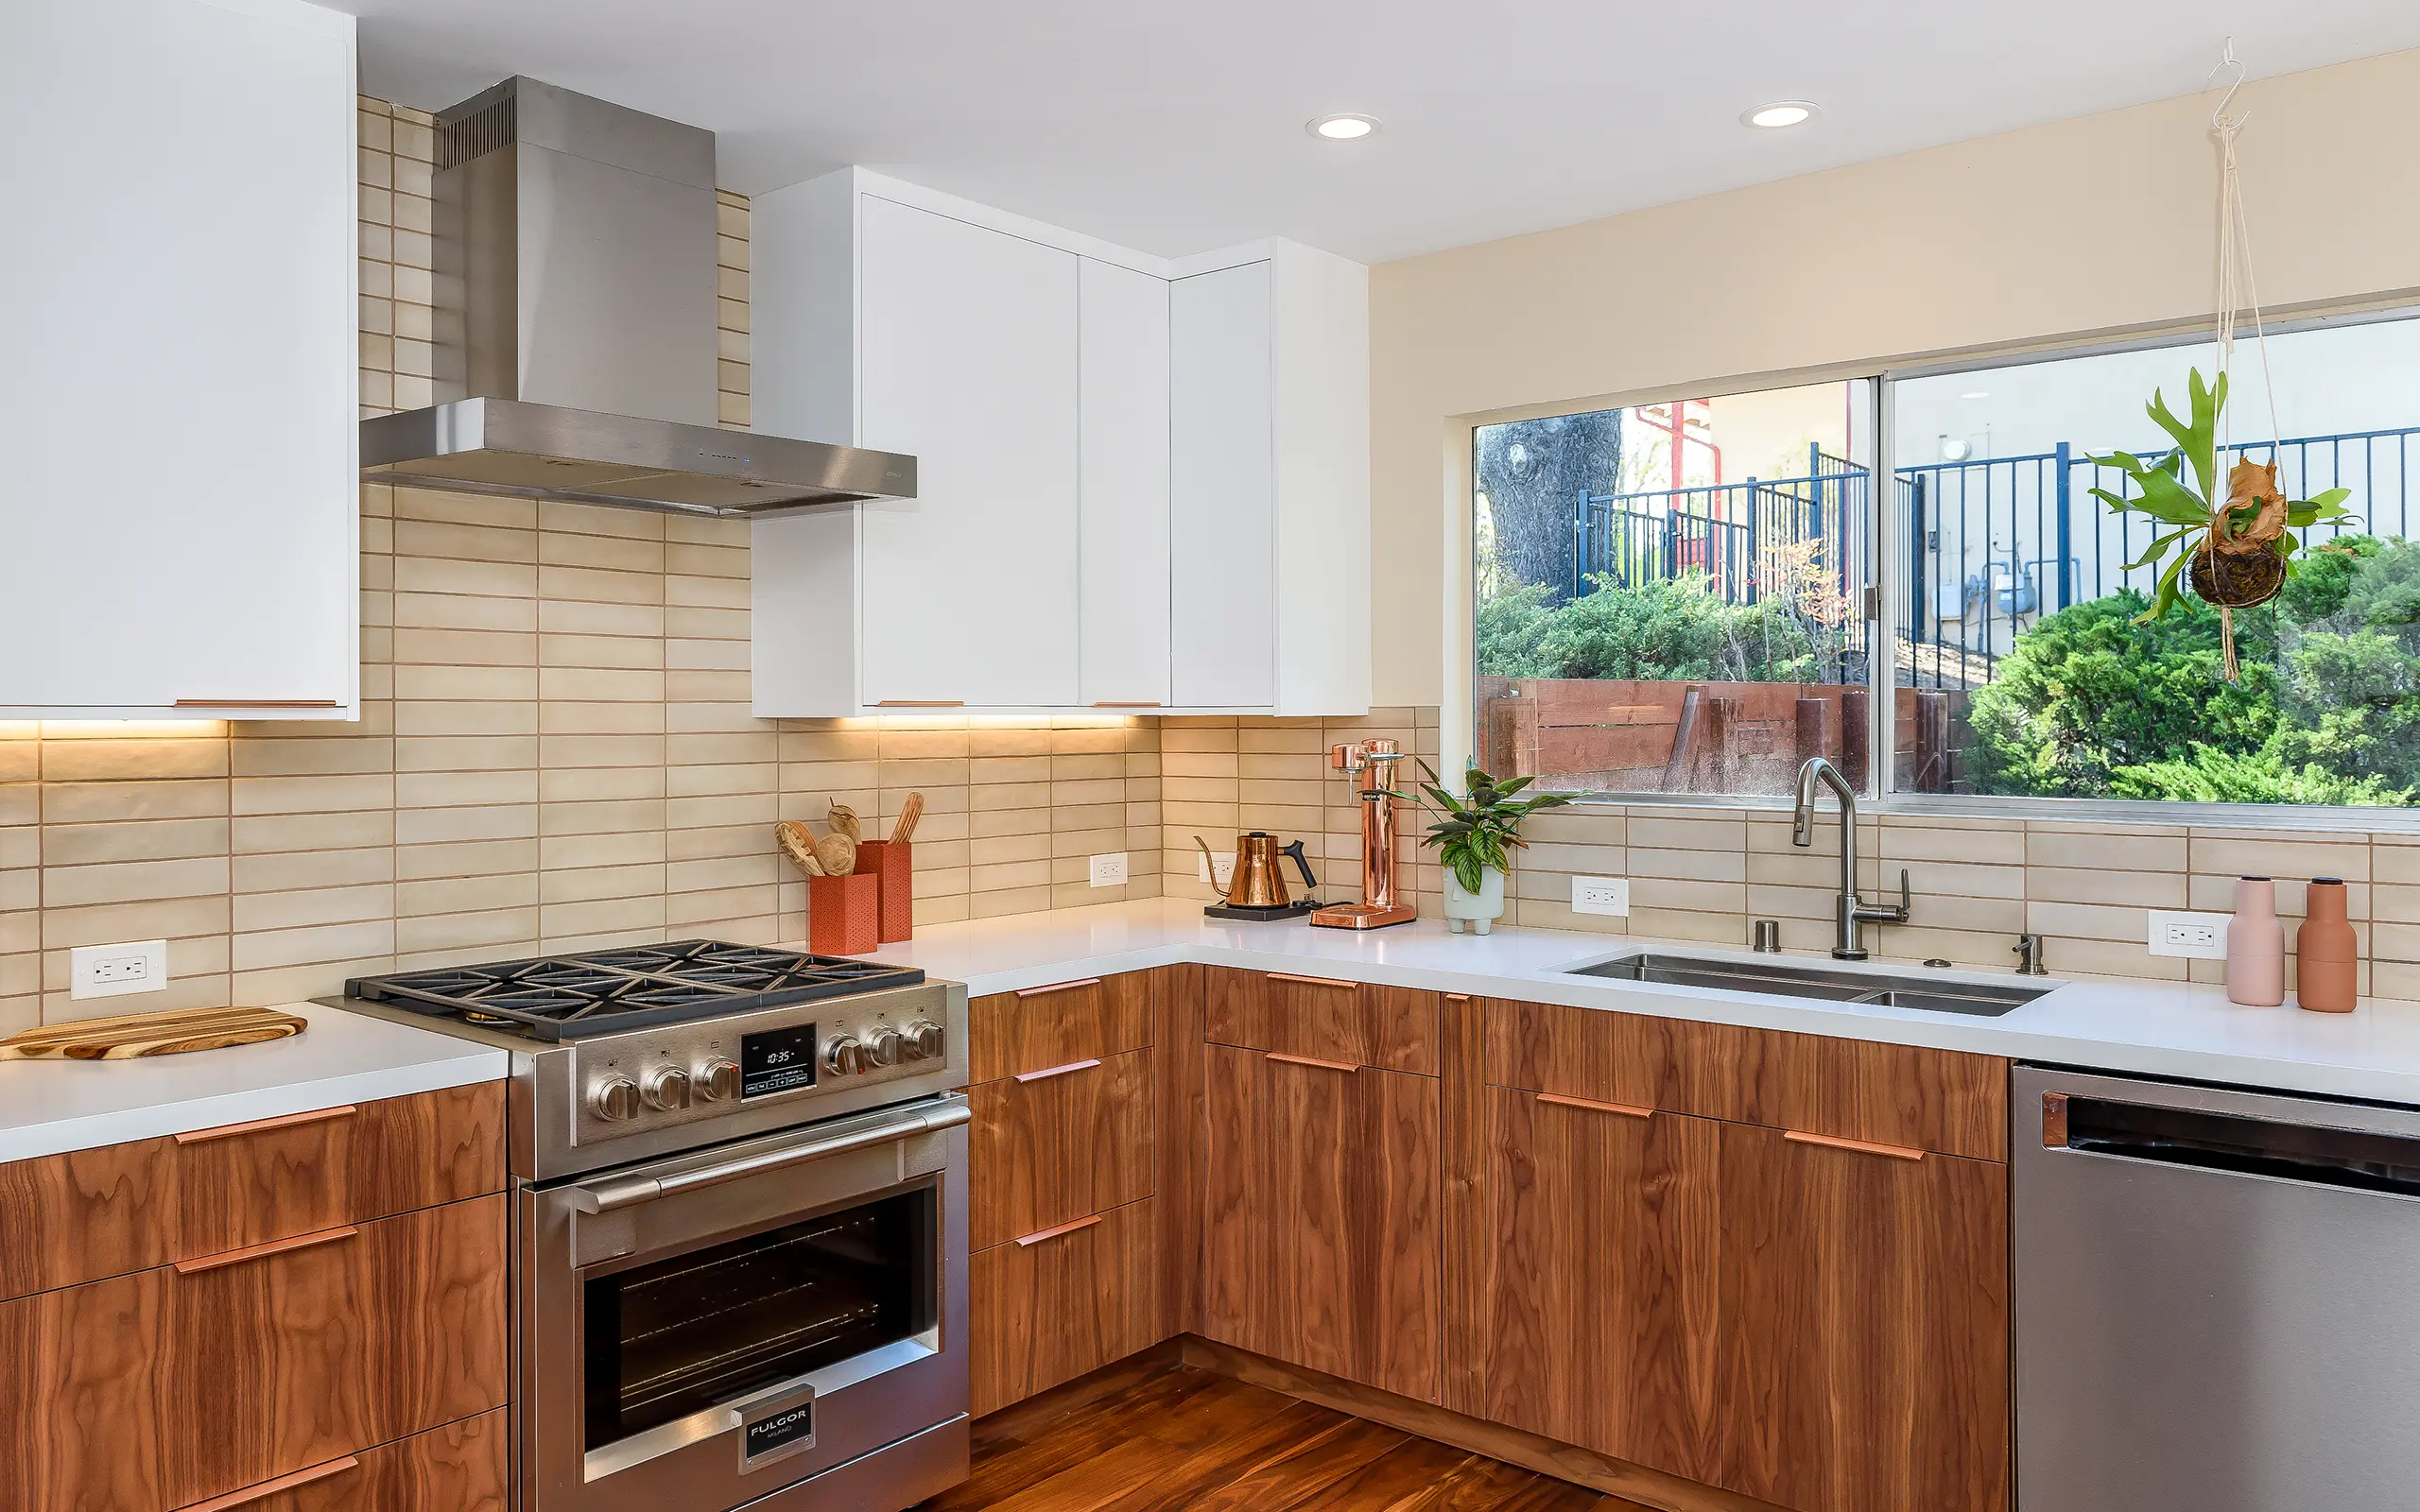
1392;762;1576;935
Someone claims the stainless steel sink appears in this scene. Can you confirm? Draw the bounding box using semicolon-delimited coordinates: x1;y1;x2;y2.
1564;952;2051;1017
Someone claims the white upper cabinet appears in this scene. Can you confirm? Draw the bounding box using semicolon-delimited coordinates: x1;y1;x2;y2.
856;198;1080;707
1079;259;1173;709
0;0;359;718
751;169;1366;717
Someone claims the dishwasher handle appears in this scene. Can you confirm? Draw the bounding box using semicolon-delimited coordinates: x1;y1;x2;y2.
2051;1091;2420;1199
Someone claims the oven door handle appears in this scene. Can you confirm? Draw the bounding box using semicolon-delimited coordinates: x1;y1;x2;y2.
567;1099;972;1215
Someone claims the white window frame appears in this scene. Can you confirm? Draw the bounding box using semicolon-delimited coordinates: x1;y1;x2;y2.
1444;304;2420;835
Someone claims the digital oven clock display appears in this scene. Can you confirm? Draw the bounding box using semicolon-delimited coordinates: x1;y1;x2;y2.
739;1022;819;1098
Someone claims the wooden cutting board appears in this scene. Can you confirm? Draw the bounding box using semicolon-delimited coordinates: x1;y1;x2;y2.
0;1005;307;1061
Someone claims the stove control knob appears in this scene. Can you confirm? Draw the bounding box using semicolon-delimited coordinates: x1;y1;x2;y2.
644;1066;692;1112
697;1057;743;1102
591;1074;642;1122
904;1020;946;1061
867;1025;905;1067
823;1035;872;1076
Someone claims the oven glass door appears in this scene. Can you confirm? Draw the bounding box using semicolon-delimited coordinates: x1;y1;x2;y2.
581;1184;938;1452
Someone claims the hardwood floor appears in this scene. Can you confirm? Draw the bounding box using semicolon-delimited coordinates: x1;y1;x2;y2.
922;1355;1654;1512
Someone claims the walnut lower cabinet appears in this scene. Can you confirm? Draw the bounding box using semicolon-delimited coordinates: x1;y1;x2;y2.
1201;1043;1441;1403
0;1084;510;1512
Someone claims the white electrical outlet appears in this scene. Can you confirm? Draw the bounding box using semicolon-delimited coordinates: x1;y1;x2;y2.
1572;876;1631;917
71;939;169;1000
1089;852;1130;888
2148;910;2232;959
1197;851;1236;889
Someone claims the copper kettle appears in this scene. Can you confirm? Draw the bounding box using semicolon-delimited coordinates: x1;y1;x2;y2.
1195;832;1303;909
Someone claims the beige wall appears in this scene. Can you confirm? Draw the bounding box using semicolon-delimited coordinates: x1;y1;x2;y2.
1370;46;2420;707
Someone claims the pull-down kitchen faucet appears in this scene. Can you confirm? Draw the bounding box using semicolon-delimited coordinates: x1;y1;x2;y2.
1791;757;1910;960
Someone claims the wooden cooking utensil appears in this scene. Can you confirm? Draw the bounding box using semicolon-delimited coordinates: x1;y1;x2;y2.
890;792;925;845
828;801;862;844
816;833;858;877
0;1005;306;1061
776;819;826;876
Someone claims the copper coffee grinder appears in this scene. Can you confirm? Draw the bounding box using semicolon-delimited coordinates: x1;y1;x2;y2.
1311;738;1419;930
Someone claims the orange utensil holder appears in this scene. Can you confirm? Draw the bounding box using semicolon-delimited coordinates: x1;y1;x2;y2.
807;872;880;955
856;839;915;943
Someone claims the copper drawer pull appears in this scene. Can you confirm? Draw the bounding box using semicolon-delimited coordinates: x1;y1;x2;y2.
1537;1091;1653;1120
174;1224;360;1276
1015;1057;1101;1084
182;1454;361;1511
1783;1129;1926;1162
874;699;964;708
1266;972;1353;990
1444;992;1471;1003
1015;1213;1102;1247
173;698;342;710
1013;978;1102;998
175;1104;357;1144
2043;1092;2070;1148
1266;1052;1357;1073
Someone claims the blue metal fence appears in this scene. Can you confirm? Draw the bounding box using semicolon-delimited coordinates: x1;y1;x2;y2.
1572;425;2419;689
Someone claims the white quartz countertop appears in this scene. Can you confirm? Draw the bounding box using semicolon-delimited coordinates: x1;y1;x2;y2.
854;898;2420;1108
0;1001;509;1163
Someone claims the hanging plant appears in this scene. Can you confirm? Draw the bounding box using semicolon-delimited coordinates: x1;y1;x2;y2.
2087;367;2351;624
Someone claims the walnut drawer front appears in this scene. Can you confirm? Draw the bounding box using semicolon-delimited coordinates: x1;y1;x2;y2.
170;1407;510;1512
1481;997;2008;1162
970;974;1153;1083
163;1194;511;1509
969;1195;1159;1418
968;1046;1154;1252
0;1083;509;1303
1201;966;1440;1075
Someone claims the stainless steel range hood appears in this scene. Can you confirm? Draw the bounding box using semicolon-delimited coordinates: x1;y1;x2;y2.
359;77;912;517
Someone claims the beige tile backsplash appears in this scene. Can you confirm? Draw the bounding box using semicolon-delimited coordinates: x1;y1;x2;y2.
1;96;2413;1031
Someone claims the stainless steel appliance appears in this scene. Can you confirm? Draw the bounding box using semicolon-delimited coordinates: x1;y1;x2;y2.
333;939;973;1512
2014;1064;2420;1511
358;77;915;517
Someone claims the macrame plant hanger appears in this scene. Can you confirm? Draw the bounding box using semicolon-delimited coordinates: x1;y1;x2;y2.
2208;37;2285;683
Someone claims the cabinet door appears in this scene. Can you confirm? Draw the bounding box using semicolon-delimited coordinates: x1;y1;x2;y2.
1713;1124;2009;1512
1201;1045;1438;1401
1481;1090;1721;1483
1168;262;1274;709
857;197;1080;707
968;1047;1154;1251
164;1194;510;1507
0;0;356;713
969;1195;1160;1418
0;1269;172;1512
1078;259;1171;708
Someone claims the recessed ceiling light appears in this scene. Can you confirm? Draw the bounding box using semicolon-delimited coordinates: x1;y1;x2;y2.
1962;391;1991;400
1308;113;1380;141
1741;101;1818;129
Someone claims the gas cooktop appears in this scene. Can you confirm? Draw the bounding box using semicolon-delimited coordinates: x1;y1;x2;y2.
345;939;925;1042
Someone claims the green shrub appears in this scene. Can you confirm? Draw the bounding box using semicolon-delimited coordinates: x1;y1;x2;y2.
2109;745;2412;806
1965;591;2278;798
1475;581;1558;679
1477;572;1822;683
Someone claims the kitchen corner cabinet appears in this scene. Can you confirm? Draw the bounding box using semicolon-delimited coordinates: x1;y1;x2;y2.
0;0;359;719
749;169;1368;716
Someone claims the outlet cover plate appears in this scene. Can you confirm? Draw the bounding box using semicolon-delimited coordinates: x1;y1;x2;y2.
71;939;169;1000
1197;851;1236;890
1088;852;1130;888
2148;910;2231;959
1572;876;1631;917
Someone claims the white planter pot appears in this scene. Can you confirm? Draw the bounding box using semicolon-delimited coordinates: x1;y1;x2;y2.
1442;867;1506;935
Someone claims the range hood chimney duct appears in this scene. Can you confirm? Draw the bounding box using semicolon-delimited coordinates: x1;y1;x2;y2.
359;77;913;517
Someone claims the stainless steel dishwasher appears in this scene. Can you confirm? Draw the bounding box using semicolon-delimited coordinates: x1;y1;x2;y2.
2014;1064;2420;1511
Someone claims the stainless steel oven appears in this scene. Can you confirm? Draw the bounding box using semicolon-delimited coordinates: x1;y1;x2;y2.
523;1093;971;1512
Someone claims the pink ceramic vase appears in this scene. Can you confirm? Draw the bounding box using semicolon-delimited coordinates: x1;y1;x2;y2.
2226;876;2285;1007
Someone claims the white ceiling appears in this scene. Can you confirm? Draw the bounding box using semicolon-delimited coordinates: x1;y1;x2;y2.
333;1;2420;264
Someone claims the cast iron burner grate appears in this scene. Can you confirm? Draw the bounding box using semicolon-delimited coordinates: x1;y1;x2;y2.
346;939;924;1041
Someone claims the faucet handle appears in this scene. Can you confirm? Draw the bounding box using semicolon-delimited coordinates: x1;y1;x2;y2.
1892;868;1912;920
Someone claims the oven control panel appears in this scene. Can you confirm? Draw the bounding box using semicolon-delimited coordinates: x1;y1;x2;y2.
568;985;959;1145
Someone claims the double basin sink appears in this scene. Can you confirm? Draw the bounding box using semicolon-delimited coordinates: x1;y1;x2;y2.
1566;952;2052;1018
